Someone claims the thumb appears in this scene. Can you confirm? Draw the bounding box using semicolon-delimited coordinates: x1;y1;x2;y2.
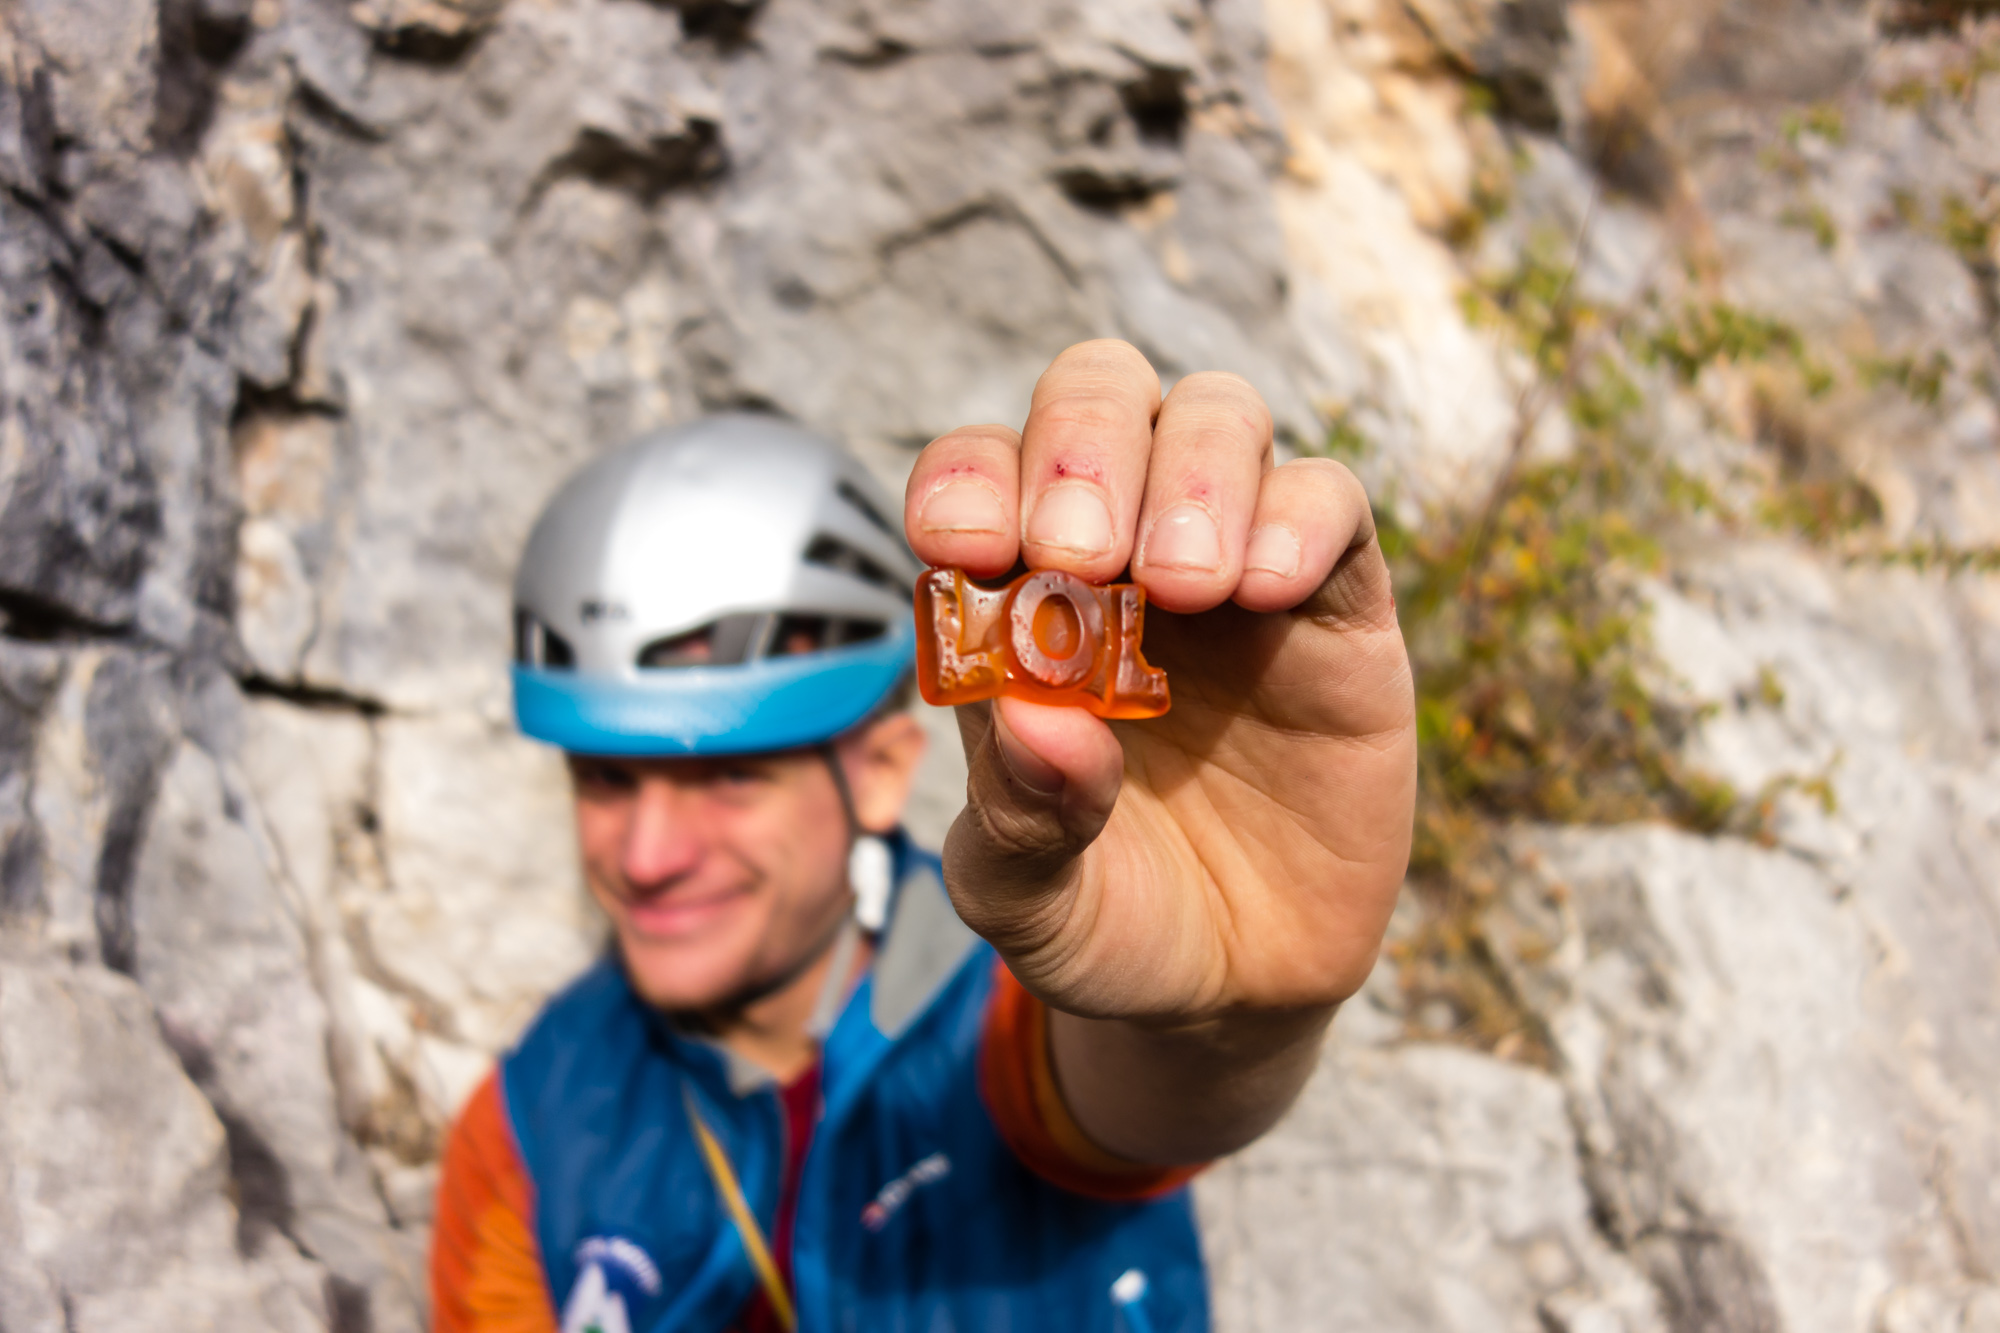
942;696;1123;952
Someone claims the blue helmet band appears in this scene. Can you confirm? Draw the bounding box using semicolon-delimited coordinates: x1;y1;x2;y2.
512;625;916;757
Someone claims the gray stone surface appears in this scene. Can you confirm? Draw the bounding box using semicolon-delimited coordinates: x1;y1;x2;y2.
1198;1010;1665;1333
0;959;329;1332
1;0;1997;1326
266;0;1318;713
1492;824;1999;1333
133;735;425;1327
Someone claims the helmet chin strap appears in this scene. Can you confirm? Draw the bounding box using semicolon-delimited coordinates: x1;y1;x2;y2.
798;745;894;1039
818;744;895;933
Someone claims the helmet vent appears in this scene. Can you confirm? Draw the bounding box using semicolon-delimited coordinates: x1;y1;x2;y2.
804;533;907;597
770;614;887;656
515;610;576;669
638;624;720;668
835;480;898;541
634;611;888;670
637;613;764;668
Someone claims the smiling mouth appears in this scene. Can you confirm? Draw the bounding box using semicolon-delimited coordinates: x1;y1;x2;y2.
620;883;753;938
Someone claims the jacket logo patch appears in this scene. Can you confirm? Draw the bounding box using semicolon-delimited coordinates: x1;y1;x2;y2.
561;1236;663;1333
860;1151;951;1231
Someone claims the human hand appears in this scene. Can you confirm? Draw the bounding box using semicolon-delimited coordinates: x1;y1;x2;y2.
903;340;1416;1034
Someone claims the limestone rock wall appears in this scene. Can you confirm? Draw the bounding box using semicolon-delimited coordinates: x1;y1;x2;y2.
0;0;1994;1330
1210;5;2000;1332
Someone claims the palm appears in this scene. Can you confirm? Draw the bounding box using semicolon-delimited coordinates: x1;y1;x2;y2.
975;592;1416;1022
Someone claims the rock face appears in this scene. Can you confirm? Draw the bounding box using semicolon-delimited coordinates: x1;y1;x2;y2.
1487;551;2000;1333
0;0;1995;1330
1201;991;1667;1333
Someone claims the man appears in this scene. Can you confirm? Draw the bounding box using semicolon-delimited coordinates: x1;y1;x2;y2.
430;341;1417;1332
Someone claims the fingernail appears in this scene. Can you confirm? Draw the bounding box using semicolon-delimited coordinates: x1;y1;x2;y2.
1142;504;1222;573
1245;524;1301;578
1025;484;1114;557
993;708;1065;797
919;479;1006;534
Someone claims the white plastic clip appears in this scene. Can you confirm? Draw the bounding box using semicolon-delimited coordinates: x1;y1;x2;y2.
850;834;894;932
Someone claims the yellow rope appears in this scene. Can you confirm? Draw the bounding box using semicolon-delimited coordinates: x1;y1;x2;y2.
682;1086;798;1332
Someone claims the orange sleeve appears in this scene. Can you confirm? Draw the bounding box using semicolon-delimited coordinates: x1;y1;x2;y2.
978;961;1205;1202
430;1070;560;1333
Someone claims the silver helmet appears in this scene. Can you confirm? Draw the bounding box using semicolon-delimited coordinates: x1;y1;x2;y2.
511;415;919;756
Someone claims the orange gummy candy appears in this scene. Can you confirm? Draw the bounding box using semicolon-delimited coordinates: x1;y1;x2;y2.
912;567;1170;719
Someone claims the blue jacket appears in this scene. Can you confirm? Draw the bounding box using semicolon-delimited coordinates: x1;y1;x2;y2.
498;835;1210;1333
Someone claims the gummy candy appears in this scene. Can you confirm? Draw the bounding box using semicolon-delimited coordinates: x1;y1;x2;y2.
913;567;1170;719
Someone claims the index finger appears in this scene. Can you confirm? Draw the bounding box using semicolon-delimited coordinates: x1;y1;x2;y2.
1017;340;1162;584
905;424;1023;578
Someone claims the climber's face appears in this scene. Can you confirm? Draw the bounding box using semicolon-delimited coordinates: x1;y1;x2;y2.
567;712;926;1015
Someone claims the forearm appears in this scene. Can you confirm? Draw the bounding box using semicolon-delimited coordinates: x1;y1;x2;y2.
1047;1002;1335;1166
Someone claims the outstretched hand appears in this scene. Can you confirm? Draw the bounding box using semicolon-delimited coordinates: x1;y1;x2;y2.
903;341;1416;1160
